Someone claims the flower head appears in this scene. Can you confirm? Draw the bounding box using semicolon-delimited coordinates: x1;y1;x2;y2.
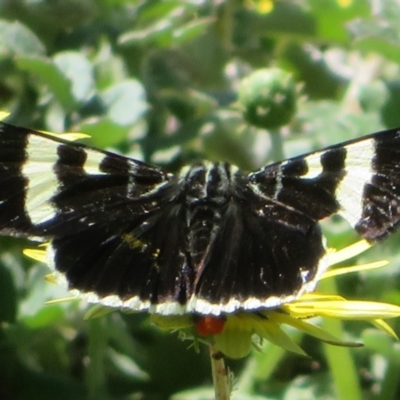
149;240;400;359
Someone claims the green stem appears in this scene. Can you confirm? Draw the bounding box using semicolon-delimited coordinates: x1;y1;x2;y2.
209;344;232;400
268;129;284;162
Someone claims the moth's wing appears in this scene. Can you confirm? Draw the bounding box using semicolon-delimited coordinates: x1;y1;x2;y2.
0;122;169;237
190;178;327;315
249;128;400;242
191;128;400;314
49;198;193;314
0;123;192;313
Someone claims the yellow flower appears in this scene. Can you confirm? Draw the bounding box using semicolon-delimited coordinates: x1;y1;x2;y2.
245;0;274;14
151;240;400;359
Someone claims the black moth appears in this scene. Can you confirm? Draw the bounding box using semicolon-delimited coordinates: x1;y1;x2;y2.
1;121;400;315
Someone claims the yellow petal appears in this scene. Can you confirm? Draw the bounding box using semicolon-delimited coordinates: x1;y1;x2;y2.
254;318;308;356
23;248;47;263
0;111;10;120
44;273;57;284
45;297;77;304
84;304;115;320
370;319;398;339
287;300;400;320
40;131;90;141
295;293;346;302
321;260;389;280
269;311;362;347
328;240;371;266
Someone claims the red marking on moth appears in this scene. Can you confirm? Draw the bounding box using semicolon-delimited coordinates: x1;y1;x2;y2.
195;316;226;336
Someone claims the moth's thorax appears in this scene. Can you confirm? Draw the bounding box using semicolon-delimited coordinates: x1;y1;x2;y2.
180;161;237;206
179;161;237;266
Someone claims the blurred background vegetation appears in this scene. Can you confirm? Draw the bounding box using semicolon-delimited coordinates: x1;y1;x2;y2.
2;0;400;399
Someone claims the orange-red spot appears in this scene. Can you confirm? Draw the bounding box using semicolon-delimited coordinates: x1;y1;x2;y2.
195;316;226;336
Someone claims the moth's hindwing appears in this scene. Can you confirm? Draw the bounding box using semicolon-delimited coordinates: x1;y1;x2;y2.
1;122;400;315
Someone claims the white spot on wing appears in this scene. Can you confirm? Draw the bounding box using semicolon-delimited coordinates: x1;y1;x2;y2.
336;139;374;227
83;150;107;174
23;134;108;223
302;152;324;179
22;135;59;224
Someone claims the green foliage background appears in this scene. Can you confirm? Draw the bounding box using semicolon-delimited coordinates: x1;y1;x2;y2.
1;0;400;399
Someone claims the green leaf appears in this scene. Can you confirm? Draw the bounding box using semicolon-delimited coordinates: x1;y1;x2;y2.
172;17;214;44
349;19;400;63
309;0;369;42
92;40;127;89
159;88;217;120
107;347;149;380
21;305;65;329
78;118;130;148
0;20;45;57
362;329;400;361
138;1;189;22
118;6;186;47
54;51;94;103
100;80;148;125
15;55;76;111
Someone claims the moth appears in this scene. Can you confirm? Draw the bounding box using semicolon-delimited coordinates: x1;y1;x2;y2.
1;122;399;315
